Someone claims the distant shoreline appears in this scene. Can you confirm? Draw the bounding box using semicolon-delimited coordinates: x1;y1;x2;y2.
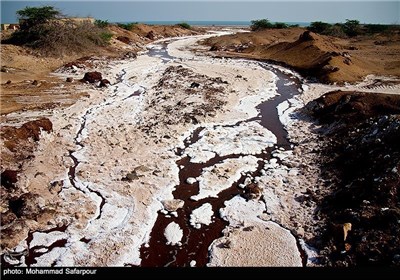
112;21;311;27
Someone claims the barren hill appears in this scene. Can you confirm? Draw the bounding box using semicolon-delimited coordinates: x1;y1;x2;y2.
205;28;400;83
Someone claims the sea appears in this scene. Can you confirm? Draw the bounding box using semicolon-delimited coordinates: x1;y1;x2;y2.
117;21;310;27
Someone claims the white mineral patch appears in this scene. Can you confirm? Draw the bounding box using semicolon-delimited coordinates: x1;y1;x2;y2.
185;122;276;163
191;156;259;201
32;247;68;267
186;177;197;184
29;231;68;249
189;203;213;228
277;98;303;127
272;149;293;161
299;239;320;266
208;221;302;267
164;222;183;246
219;195;266;227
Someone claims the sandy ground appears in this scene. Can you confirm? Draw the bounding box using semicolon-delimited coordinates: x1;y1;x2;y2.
2;28;399;267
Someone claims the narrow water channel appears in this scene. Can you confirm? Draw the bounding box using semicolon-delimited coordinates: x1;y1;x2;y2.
140;42;302;266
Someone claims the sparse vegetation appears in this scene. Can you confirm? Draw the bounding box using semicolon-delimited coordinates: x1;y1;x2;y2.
117;22;137;30
308;19;398;38
250;19;272;31
94;19;109;28
5;6;113;56
273;22;289;29
342;19;361;37
176;22;191;29
307;21;333;34
251;19;291;31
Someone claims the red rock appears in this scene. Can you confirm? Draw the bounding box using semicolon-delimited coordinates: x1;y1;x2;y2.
83;71;102;83
0;170;19;189
99;79;111;87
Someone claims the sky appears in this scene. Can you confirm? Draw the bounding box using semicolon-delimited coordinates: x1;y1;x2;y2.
1;1;399;24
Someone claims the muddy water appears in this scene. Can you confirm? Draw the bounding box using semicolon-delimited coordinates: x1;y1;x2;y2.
140;45;302;266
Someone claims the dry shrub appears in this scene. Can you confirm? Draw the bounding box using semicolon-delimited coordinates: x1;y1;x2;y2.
6;19;112;57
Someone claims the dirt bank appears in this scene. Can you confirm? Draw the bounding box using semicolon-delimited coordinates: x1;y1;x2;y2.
204;28;400;83
304;91;400;266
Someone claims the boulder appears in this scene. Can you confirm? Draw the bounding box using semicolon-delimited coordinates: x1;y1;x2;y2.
83;71;102;83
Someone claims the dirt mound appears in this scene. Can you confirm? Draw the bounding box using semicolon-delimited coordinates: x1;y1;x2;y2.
305;91;400;266
206;28;400;83
307;90;400;124
1;118;52;166
206;27;304;50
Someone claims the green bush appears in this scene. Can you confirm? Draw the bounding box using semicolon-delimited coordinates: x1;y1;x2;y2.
17;6;61;30
117;22;137;30
176;22;191;29
250;19;272;31
342;19;361;37
250;19;290;30
308;21;333;34
100;32;113;42
95;19;109;28
272;22;289;29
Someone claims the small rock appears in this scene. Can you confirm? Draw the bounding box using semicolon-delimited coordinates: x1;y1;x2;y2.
295;227;305;237
190;260;196;267
99;79;110;87
124;51;137;59
186;177;197;184
190;82;200;88
32;80;39;86
243;183;262;200
6;80;12;84
162;199;184;212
